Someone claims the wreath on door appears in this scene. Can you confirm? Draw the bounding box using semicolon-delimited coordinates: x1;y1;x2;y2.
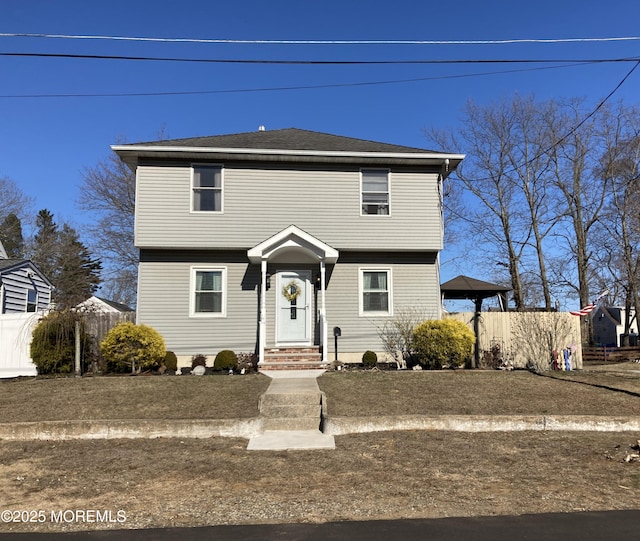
282;280;302;302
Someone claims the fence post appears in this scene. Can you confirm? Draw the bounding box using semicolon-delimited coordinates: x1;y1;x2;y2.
75;320;81;377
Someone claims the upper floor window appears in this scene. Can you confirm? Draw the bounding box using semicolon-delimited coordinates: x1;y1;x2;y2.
192;165;223;212
26;289;38;312
361;169;390;216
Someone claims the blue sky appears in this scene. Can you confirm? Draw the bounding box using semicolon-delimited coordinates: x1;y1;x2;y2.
2;0;640;295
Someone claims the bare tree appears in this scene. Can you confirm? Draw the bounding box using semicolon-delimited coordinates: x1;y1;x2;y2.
78;148;137;305
595;104;640;342
0;176;32;224
431;96;558;309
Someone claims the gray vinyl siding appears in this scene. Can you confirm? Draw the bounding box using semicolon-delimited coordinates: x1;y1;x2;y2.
135;163;443;252
137;250;440;357
1;267;51;314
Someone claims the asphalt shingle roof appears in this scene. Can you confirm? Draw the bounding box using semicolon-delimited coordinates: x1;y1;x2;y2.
131;128;439;154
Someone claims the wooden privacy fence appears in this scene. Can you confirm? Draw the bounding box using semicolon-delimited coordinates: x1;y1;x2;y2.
582;345;640;363
0;311;135;378
448;311;583;370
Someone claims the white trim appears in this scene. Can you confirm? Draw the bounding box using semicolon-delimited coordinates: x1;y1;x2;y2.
112;144;465;162
359;267;393;317
190;163;224;214
189;266;227;318
248;225;339;264
360;168;391;217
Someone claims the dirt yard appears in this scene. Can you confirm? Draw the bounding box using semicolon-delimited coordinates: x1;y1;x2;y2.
1;366;639;533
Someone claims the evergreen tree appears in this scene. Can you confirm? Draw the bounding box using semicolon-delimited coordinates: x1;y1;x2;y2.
31;209;102;308
55;224;102;308
0;213;25;259
32;209;59;281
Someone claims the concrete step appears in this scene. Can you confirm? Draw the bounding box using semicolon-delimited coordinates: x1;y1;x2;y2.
261;404;321;418
262;417;321;431
261;392;321;406
247;430;335;451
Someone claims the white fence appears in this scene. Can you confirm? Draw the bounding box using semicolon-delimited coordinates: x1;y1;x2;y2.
0;313;41;378
0;311;136;378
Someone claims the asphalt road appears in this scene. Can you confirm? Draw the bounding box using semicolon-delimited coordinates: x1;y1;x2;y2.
1;511;639;541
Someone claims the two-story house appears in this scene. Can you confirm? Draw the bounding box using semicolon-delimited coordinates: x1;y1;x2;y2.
113;128;463;368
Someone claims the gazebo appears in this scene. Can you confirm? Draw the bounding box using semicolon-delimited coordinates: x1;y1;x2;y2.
440;275;512;367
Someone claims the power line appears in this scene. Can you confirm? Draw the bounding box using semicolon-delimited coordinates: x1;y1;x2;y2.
2;32;640;46
0;62;594;99
1;51;639;65
454;60;640;184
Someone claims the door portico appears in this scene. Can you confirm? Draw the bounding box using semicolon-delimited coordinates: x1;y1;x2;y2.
247;225;339;365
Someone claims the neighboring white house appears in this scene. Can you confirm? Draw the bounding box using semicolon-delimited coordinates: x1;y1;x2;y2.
76;296;134;314
113;128;464;367
0;256;52;315
592;306;639;347
0;240;53;377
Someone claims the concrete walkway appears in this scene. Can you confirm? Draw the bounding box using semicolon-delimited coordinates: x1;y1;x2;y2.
247;370;336;451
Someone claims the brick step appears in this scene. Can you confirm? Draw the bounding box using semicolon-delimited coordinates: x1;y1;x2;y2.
262;417;321;431
261;404;322;418
260;362;327;371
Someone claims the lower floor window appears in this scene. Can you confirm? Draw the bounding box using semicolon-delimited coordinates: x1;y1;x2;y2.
361;269;391;315
192;268;226;316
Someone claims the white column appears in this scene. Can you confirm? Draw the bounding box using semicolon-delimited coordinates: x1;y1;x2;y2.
320;260;328;363
258;259;267;365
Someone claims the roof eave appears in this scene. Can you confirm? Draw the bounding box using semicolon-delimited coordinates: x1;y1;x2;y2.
112;144;465;169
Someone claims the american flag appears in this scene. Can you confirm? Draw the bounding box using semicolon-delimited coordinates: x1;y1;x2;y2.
570;290;609;317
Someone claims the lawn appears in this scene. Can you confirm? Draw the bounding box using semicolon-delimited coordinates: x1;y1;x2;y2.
1;368;640;423
1;367;640;533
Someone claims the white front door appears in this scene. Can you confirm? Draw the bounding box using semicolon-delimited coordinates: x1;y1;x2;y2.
276;270;311;344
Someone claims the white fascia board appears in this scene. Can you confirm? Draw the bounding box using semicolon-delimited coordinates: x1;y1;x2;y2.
111;144;465;162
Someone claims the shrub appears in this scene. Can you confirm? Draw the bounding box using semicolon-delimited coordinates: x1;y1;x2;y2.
191;354;207;369
214;350;238;371
30;310;92;374
100;322;166;373
412;318;475;369
362;350;378;368
237;352;257;373
163;351;178;371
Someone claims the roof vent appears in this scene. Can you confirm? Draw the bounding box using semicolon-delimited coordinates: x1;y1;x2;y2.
258;125;266;131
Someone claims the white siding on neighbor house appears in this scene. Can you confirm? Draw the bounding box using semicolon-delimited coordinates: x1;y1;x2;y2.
135;163;443;252
1;266;51;314
137;250;440;359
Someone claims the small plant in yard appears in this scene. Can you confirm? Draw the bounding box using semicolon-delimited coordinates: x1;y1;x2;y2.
412;318;475;369
30;310;92;374
214;350;238;372
100;322;166;373
362;350;378;368
163;351;178;371
191;354;208;369
236;352;257;373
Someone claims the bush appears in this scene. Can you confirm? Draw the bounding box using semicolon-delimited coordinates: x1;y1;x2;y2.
100;322;166;373
214;350;238;371
412;318;475;369
191;354;207;369
362;350;378;368
163;351;178;371
30;310;92;374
